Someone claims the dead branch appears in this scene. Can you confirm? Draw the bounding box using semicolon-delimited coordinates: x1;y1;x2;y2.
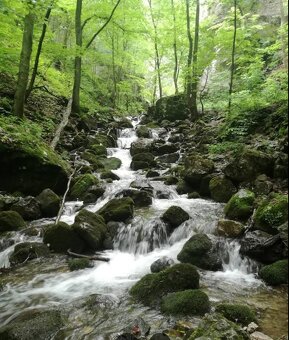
67;249;110;262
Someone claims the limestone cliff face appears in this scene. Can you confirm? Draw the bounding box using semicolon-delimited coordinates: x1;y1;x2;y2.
258;0;282;18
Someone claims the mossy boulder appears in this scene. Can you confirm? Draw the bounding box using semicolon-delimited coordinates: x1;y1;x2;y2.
0;211;26;232
161;289;210;316
224;148;274;183
69;174;99;200
101;157;122;171
161;206;190;234
132;153;155;165
97;197;134;223
130;161;150;170
225;189;255;221
130;139;153;156
183;153;215;189
0;309;65;340
72;210;107;250
254;194;288;234
188;313;250;340
215;304;256;326
115;117;133;129
10;196;41;221
259;260;288;286
36;189;61;218
209;176;237;203
176;180;194;195
137;126;151;138
100;171;120;181
9;242;50;265
177;234;222;271
119;189;152;208
154;94;188;122
89;144;107;157
0;194;19;212
151;256;175;273
81;151;105;170
130;263;200;306
217;219;245;238
152;143;179;156
68;258;92;271
43;222;85;253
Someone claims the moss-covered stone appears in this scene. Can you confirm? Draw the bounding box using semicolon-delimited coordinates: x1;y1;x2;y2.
100;171;120;181
9;242;50;265
177;234;222;271
254;194;288;234
161;206;190;234
154;94;188;122
120;189;152;208
0;211;26;232
176;180;194;195
130;263;200;306
70;174;99;200
36;189;61;218
68;258;92;271
101;157;122;171
209;176;237;203
43;222;84;253
10;197;41;221
130;161;150;170
130;139;153;156
188;313;250;340
136;126;151;138
132;153;155;165
215;304;257;326
81;151;105;170
259;260;288;286
97;197;134;223
72;210;107;250
225;189;255;221
217;219;245;238
89;144;107;157
161;289;210;316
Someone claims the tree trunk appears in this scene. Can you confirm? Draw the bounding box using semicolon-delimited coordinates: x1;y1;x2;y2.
228;0;237;113
72;0;83;114
26;1;54;101
185;0;193;109
279;0;288;68
171;0;179;94
13;10;34;118
191;0;200;120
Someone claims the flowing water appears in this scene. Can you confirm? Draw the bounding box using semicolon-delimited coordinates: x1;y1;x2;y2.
0;118;287;339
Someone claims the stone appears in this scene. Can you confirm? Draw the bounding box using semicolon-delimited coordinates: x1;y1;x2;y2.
9;242;50;265
259;260;288;286
68;258;93;271
101;157;122;171
122;317;151;337
246;322;259;334
209;176;237;203
89;144;107;157
152;143;179;156
254;175;273;196
100;171;120;181
97;197;134;223
0;194;19;212
118;189;152;208
0;211;26;232
146;170;160;178
157;153;180;164
150;334;170;340
154;94;188;122
136;126;151;138
217;219;245;238
215;304;256;326
130;139;152;156
250;332;273;340
11;196;41;221
151;256;175;273
69;174;99;200
36;189;61;218
225;189;255;221
81;151;105;170
116;334;138;340
161;206;190;234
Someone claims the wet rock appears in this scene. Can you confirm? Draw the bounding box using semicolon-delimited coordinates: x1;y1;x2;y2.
224;189;255;221
107;221;125;239
118;189;152;208
157;153;180;164
151;256;175;273
0;211;26;232
224;148;274;183
11;196;41;221
146;170;160;178
188;192;201;199
0;309;65;340
101;157;122;171
115;117;133;129
101;171;120;181
130;263;200;306
217;219;245;238
240;231;286;264
176;180;194;195
209;176;237;203
152;143;179;156
68;258;93;271
9;242;50;265
130;179;154;194
83;185;105;204
150;334;170;340
123;317;151;337
215;304;256;326
161;206;190;234
136;126;151;138
72;210;107;250
0;194;19;212
69;174;99;200
36;189;61;218
161;289;210;316
164;176;179;185
259;259;288;286
81;151;105;171
89;144;107;157
97;197;134;223
250;332;273;340
43;222;85;253
131;139;153;156
116;334;138;340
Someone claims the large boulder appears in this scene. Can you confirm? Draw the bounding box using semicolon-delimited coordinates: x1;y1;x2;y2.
151;143;179;156
177;234;222;271
130;263;200;306
97;197;134;223
0;211;26;232
9;242;50;265
72;210;107;250
224;148;274;183
69;174;101;201
43;222;85;253
161;289;210;316
130;139;153;156
217;219;245;238
0;194;19;212
215;304;256;326
209;176;237;203
161;206;190;234
10;197;41;221
36;189;61;218
118;189;152;208
253;194;288;235
154;94;188;122
101;157;122;171
259;259;288;286
136;126;151;138
224;189;255;221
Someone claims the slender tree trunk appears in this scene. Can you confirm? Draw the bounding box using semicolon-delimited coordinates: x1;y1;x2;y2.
191;0;200;120
279;0;288;68
228;0;237;113
171;0;179;94
185;0;193;109
148;0;163;99
72;0;83;114
111;32;117;108
13;10;34;117
26;1;54;101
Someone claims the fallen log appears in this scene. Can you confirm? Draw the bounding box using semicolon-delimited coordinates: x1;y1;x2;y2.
67;249;110;262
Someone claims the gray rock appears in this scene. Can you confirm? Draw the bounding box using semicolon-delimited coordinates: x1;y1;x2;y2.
151;256;175;273
11;196;41;221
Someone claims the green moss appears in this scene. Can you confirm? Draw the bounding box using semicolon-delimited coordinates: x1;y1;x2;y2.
81;151;105;170
130;263;200;306
259;260;288;286
9;242;50;265
0;211;26;232
161;206;190;232
101;157;122;171
161;290;210;316
100;171;120;181
70;174;99;200
225;189;255;221
68;258;92;271
136;126;151;138
215;304;257;326
89;144;107;157
209;176;237;203
97;197;134;223
254;194;288;233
